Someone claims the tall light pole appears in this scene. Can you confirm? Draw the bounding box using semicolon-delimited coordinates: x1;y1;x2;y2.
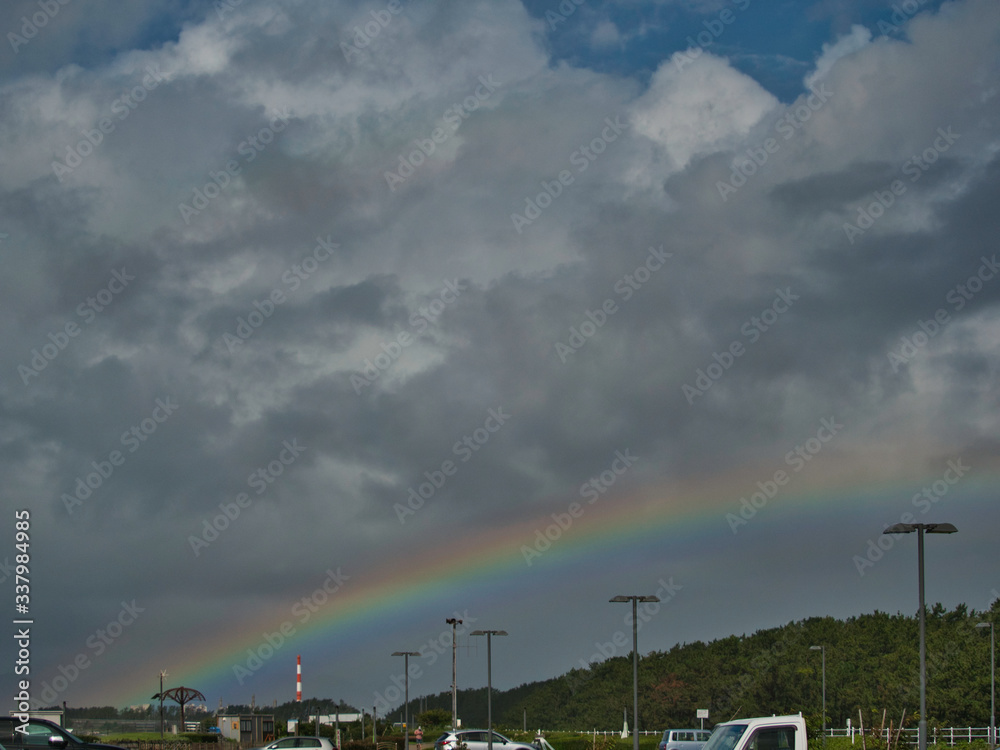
809;646;826;749
151;670;168;739
977;622;996;750
610;595;661;750
446;618;463;731
393;651;420;750
470;630;507;750
883;522;957;750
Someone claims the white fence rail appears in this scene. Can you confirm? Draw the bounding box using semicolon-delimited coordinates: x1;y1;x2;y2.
829;726;996;746
573;727;997;746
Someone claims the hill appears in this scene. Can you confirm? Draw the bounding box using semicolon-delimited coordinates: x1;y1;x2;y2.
403;603;998;732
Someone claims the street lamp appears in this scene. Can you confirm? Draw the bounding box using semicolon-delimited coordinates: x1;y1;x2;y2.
809;646;826;749
151;670;167;739
470;630;507;750
446;618;463;731
610;595;661;750
976;622;996;750
393;651;420;750
882;522;957;750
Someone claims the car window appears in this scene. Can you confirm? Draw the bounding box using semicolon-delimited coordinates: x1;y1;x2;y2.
491;734;507;745
20;725;60;746
748;728;795;750
702;724;747;750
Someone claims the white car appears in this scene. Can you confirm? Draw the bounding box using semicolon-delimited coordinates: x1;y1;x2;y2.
435;730;535;750
251;738;338;750
659;730;712;750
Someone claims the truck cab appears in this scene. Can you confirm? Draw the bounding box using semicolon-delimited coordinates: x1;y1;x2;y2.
702;715;808;750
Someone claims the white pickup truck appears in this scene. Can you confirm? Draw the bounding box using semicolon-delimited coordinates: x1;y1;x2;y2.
701;715;808;750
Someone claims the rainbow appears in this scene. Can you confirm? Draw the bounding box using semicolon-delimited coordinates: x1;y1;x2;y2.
97;449;998;709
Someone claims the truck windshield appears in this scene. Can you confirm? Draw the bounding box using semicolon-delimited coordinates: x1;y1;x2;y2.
702;725;747;750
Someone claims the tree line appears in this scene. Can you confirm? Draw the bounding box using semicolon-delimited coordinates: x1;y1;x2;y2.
400;603;998;733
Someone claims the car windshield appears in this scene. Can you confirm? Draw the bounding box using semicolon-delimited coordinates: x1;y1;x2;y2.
702;725;747;750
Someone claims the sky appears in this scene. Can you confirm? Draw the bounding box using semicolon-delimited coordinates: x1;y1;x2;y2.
1;0;999;723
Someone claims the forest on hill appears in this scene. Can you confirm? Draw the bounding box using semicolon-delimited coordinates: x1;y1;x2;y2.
62;604;998;736
405;603;998;732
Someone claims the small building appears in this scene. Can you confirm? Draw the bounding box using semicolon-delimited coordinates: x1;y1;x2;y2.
310;714;362;725
218;714;274;746
20;711;64;726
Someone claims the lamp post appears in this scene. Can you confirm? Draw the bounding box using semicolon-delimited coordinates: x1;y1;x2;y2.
809;646;826;749
151;670;168;739
977;622;996;750
882;522;957;750
393;651;420;750
446;618;463;731
470;630;507;750
610;595;661;750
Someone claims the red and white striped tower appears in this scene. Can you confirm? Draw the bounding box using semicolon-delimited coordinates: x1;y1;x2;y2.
296;655;302;702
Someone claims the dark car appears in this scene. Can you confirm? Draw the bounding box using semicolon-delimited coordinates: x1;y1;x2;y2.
0;718;127;750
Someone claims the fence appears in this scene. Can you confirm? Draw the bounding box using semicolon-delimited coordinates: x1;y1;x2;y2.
571;728;996;746
829;727;996;746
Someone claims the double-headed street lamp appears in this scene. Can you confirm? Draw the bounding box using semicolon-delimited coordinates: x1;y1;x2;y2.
809;645;826;749
610;595;661;750
882;522;957;750
446;618;463;731
470;630;507;750
392;651;420;750
976;622;996;750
